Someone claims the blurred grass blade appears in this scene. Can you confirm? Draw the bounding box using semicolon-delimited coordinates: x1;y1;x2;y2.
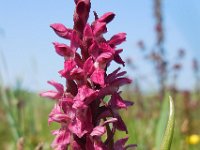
155;93;169;149
160;96;175;150
0;75;20;141
0;86;20;141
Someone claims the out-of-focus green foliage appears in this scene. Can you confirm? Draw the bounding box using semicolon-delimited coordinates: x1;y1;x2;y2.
0;85;56;149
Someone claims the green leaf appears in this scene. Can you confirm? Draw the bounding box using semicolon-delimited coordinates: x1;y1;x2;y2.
155;94;170;149
160;96;175;150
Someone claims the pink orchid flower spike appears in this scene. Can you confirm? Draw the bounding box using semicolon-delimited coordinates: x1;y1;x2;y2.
41;0;136;149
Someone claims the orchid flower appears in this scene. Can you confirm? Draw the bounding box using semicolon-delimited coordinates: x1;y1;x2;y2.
40;0;136;149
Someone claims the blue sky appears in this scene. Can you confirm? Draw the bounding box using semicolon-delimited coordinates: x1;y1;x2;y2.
0;0;199;92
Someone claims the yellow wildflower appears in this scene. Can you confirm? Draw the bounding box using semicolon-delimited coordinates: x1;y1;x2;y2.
186;134;200;145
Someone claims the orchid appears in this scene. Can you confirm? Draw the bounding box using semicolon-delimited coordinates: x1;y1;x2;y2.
40;0;135;149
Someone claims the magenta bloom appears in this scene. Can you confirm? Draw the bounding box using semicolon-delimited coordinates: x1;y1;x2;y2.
40;0;136;149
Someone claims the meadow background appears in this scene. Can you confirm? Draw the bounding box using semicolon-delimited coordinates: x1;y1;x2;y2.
0;0;200;149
